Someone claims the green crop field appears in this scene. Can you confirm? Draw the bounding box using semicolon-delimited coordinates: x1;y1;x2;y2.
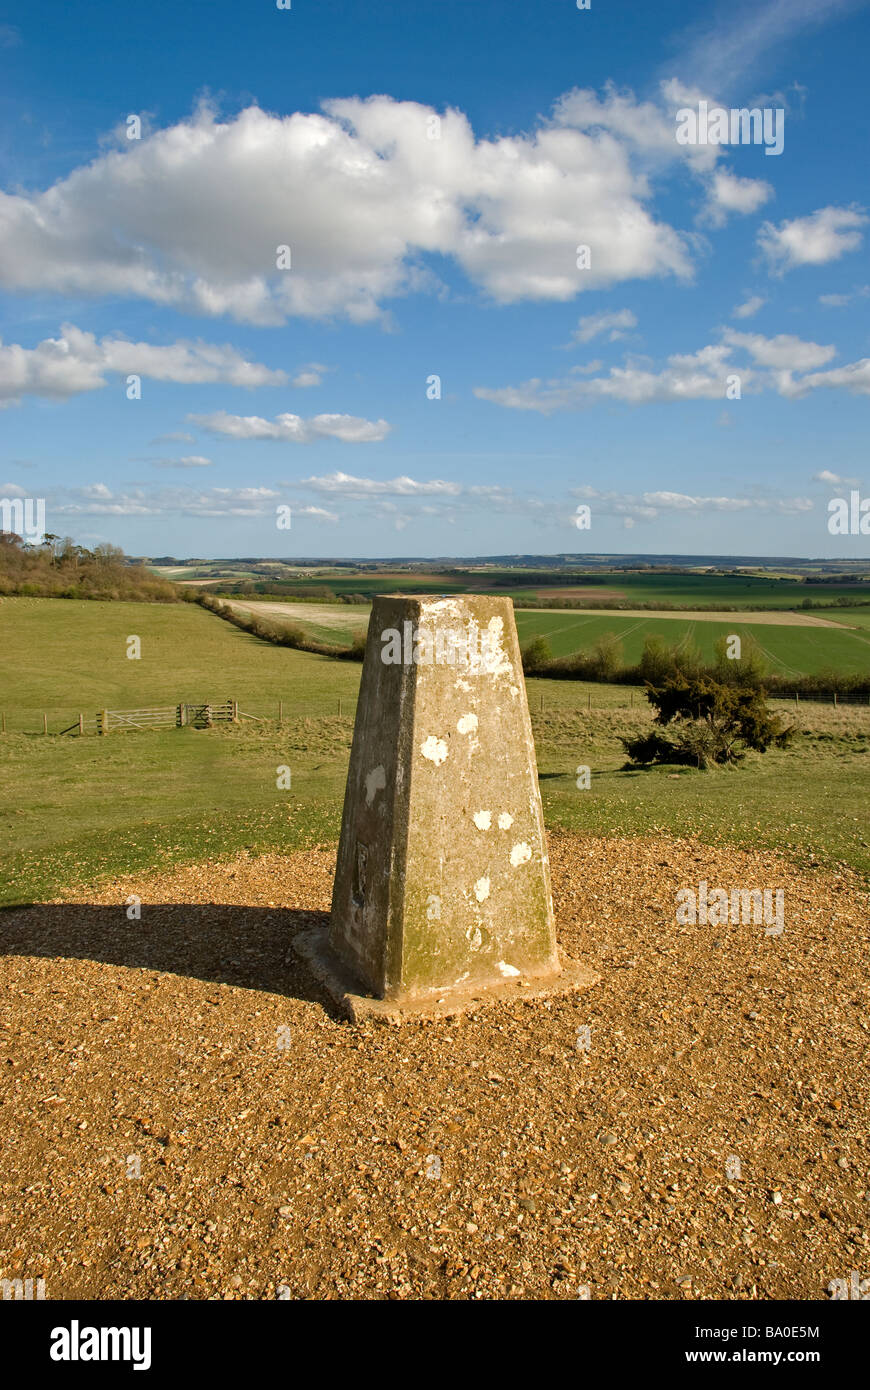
176;595;870;679
512;610;870;676
1;596;869;908
825;609;870;629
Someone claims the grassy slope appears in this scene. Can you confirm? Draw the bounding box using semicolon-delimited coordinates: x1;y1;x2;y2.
1;598;868;906
0;597;362;728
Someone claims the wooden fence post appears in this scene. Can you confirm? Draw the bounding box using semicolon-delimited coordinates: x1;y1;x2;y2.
1;712;5;734
43;713;48;735
338;698;342;717
278;700;283;724
98;710;108;736
232;700;239;723
78;713;83;735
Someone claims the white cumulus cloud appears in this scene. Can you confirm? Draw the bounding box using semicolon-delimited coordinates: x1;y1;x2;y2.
190;411;390;443
0;324;286;406
758;205;867;272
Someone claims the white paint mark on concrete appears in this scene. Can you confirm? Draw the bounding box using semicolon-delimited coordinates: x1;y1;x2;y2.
473;810;492;830
474;876;491;902
496;960;521;977
420;735;448;765
510;842;532;867
497;812;514;830
364;764;386;806
484;615;514;677
466;925;483;951
457;713;478;735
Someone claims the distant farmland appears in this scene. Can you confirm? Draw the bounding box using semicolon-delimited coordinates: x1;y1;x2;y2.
163;564;870;611
223;597;870;678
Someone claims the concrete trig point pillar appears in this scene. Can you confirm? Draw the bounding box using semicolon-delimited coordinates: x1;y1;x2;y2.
294;594;599;1021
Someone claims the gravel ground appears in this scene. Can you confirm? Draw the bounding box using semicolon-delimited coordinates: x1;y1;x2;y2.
0;832;867;1301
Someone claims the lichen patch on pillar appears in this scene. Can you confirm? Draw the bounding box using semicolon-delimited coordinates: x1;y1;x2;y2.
420;735;448;765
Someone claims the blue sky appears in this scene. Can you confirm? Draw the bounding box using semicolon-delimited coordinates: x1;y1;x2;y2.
1;0;868;558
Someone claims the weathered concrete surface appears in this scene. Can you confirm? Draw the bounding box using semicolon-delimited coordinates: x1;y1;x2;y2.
293;594;599;1021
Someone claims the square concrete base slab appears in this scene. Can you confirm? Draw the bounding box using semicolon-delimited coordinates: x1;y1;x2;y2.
292;925;600;1024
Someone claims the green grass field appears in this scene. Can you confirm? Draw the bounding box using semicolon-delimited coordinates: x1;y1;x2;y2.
0;596;361;729
1;600;867;911
1;596;868;907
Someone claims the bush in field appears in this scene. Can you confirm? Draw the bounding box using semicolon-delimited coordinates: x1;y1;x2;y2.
521;635;553;673
636;635;675;685
590;634;623;681
710;634;768;688
622;673;794;769
340;629;368;661
621;731;682;766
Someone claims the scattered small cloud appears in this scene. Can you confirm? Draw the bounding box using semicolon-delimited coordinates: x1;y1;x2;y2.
0;324;286;406
299;472;461;497
704;170;772;227
151;456;213;469
570;485;814;523
818;285;869;307
291;362;330;388
732;294;765;319
758;205;867;273
813;469;858;486
569;309;638;345
191;411;390;444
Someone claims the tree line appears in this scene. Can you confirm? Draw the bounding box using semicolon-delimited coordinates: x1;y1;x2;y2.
0;533;177;601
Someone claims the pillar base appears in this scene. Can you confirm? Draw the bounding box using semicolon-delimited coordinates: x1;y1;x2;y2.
292;924;600;1024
